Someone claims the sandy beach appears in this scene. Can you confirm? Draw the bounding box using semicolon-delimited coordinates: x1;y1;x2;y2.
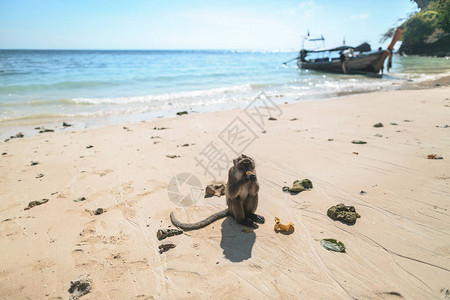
1;86;449;299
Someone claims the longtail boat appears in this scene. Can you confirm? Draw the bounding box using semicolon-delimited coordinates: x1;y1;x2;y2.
296;28;403;74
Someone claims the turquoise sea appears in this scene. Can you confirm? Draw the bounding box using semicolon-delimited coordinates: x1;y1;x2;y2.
1;50;449;135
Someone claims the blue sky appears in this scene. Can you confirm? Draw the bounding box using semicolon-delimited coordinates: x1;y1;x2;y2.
0;0;418;50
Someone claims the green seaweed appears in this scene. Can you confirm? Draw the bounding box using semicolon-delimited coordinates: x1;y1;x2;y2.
320;238;346;252
24;199;49;210
327;203;361;224
284;179;313;193
157;228;183;240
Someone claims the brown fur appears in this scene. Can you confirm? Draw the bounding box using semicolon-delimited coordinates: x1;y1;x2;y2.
170;154;264;230
225;154;264;228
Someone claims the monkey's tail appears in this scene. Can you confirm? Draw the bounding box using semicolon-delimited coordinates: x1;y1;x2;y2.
170;209;230;231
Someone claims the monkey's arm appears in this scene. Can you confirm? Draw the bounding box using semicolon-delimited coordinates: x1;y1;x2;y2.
227;168;248;199
227;181;242;199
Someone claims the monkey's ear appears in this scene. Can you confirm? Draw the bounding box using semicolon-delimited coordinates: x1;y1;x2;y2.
241;154;248;158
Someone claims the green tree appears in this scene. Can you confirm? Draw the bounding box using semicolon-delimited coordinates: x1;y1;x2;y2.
433;0;450;32
410;0;431;10
382;0;449;55
402;10;439;44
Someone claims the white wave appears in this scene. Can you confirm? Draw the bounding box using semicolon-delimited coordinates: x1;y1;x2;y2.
71;84;252;105
390;70;450;82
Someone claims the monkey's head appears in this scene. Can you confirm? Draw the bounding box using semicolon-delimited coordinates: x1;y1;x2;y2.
233;154;255;172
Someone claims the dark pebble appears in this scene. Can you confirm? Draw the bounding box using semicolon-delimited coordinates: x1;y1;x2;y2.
39;129;54;133
73;197;86;202
352;140;367;144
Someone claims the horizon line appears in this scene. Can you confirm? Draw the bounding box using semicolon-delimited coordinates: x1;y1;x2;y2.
0;48;298;52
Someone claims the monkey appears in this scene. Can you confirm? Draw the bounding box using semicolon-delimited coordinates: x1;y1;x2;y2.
170;154;265;230
225;154;265;228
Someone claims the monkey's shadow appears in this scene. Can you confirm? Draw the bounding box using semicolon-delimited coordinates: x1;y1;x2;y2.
220;217;256;262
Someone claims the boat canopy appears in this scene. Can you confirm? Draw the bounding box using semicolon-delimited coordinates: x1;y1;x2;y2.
303;43;371;54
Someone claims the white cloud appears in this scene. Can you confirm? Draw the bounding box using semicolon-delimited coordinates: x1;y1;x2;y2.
298;0;315;9
165;8;298;49
297;0;321;19
350;13;370;21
